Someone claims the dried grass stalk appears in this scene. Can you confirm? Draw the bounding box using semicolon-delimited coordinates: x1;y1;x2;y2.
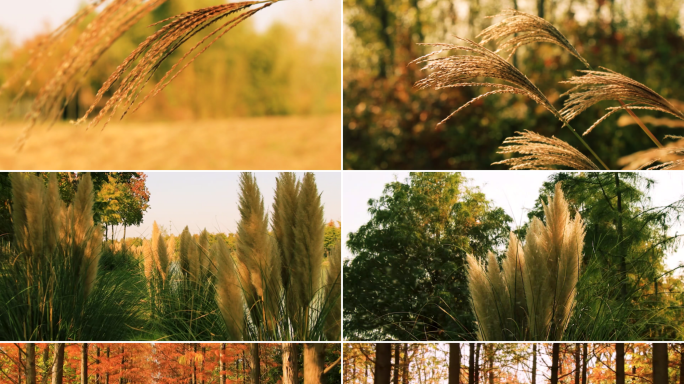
14;0;168;150
478;9;589;67
560;68;684;123
411;38;559;126
78;0;277;130
618;140;684;170
494;130;599;170
215;239;245;340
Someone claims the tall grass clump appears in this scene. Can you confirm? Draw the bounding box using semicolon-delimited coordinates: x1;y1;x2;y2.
414;10;684;170
466;182;586;340
0;173;141;340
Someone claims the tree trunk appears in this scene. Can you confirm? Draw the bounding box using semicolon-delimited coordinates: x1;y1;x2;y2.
616;343;625;384
283;343;299;384
393;344;400;384
119;346;125;384
537;0;544;17
251;344;260;384
614;173;628;300
574;344;580;384
105;347;110;384
201;346;206;384
243;351;246;384
581;344;587;384
304;344;326;384
82;344;88;384
449;344;460;384
474;344;480;384
51;344;65;384
550;344;560;384
653;344;668;384
468;344;474;384
679;345;684;384
375;344;392;384
487;345;493;384
220;344;226;384
27;344;36;384
41;345;51;384
95;346;100;384
402;344;409;384
531;344;537;384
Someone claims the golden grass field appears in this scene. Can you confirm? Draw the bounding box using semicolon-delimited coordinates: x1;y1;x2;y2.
0;114;340;169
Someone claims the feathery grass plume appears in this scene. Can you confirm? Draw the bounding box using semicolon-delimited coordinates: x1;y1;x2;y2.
618;140;684;170
78;0;278;130
560;68;684;126
0;0;103;119
291;172;325;333
501;231;527;336
14;0;168;149
198;229;210;276
272;172;300;293
494;130;599;170
44;174;62;254
167;234;176;262
466;253;503;340
11;173;46;262
156;232;169;281
71;173;103;299
411;37;558;126
236;172;279;329
214;239;245;340
323;240;341;341
179;226;200;281
478;9;590;67
142;239;154;281
523;182;584;340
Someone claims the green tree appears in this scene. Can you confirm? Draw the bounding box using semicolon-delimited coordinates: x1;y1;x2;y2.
324;221;341;255
96;175;126;242
344;172;512;340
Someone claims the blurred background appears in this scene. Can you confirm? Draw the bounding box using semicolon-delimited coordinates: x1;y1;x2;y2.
0;0;341;169
343;0;684;169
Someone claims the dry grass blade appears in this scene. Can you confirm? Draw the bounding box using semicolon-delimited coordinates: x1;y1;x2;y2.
14;0;168;150
411;38;559;126
560;67;684;123
618;140;684;170
478;9;589;68
494;130;599;170
77;0;277;131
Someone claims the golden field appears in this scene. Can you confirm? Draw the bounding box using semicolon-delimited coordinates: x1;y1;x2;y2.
0;114;340;169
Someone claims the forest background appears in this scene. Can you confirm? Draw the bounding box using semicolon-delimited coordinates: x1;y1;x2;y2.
343;0;684;169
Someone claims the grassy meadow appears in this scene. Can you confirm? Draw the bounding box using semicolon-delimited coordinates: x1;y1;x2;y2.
0;172;341;341
0;115;340;169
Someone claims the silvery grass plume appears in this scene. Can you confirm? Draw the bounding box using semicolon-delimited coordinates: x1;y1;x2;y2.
272;172;300;298
467;183;585;340
198;229;211;276
411;38;559;127
179;226;200;281
237;172;282;332
214;239;245;340
478;9;590;68
523;182;584;340
291;172;325;333
143;239;154;281
618;140;684;170
78;0;278;130
14;0;168;150
167;234;176;262
13;173;102;300
323;240;341;341
495;130;599;170
151;221;168;280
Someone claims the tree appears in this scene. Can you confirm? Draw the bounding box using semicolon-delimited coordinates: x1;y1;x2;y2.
616;343;624;384
374;345;391;384
653;344;668;384
550;344;559;384
51;344;64;384
345;173;511;340
448;344;460;384
250;344;260;384
282;344;298;384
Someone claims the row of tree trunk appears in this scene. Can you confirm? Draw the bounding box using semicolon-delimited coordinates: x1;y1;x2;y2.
371;343;674;384
13;344;338;384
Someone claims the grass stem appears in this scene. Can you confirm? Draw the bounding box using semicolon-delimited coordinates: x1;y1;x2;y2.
563;121;610;170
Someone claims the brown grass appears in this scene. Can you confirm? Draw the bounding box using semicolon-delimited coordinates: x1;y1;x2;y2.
495;130;599;170
0;115;340;169
78;1;278;131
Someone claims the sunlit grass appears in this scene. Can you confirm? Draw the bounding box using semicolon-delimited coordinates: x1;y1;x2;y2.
0;114;340;169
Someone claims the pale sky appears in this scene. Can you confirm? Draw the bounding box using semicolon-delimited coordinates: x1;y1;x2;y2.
111;171;341;239
0;0;341;44
343;171;684;271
